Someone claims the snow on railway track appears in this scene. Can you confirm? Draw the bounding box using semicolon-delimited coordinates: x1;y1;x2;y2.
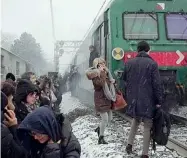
171;106;187;118
60;93;186;157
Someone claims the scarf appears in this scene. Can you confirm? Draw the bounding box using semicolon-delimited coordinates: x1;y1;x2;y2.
86;67;116;102
103;69;116;102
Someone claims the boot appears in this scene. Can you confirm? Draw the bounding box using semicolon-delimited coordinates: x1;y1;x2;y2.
94;127;100;137
140;155;149;158
126;144;132;154
98;136;108;144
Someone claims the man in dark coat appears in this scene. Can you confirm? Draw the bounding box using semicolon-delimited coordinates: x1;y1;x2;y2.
89;45;99;67
123;41;162;158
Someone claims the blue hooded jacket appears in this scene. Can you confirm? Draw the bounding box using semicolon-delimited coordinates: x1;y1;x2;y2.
18;106;62;142
18;106;81;158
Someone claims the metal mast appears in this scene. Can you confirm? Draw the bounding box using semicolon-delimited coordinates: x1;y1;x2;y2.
50;0;59;72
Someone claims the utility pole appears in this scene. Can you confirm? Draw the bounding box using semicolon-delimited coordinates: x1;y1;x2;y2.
50;0;59;72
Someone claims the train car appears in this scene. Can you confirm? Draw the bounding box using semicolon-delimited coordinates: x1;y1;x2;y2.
74;0;187;107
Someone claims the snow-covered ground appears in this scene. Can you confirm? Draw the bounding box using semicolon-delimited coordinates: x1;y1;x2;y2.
60;92;86;114
60;92;185;158
171;106;187;118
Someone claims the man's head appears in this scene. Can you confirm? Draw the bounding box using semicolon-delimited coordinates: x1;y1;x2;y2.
6;73;16;81
137;41;150;53
89;45;95;52
21;72;36;84
1;82;16;110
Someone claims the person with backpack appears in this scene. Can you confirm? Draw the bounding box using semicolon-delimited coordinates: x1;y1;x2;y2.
123;41;163;158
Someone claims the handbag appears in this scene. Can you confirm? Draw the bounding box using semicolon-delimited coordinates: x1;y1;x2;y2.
112;87;127;111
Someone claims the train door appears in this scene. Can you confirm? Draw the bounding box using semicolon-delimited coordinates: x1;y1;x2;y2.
104;9;109;65
100;24;105;58
93;28;100;56
92;23;106;60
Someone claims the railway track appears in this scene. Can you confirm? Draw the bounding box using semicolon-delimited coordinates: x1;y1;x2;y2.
170;113;187;125
116;112;187;157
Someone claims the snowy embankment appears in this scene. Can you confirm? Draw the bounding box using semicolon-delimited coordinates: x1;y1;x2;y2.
60;92;184;158
170;106;187;118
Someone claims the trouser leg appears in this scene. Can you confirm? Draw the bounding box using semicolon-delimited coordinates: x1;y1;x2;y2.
99;112;108;136
142;118;153;155
107;110;113;125
127;118;140;145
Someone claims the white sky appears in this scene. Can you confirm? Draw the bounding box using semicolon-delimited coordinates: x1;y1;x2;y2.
1;0;110;71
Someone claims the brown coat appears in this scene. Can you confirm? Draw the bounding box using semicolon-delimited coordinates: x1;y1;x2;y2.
86;68;111;113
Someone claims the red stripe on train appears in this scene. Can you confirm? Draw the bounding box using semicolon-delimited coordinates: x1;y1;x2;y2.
123;52;187;66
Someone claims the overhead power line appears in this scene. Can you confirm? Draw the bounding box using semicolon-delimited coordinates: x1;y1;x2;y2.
81;0;108;41
50;0;56;42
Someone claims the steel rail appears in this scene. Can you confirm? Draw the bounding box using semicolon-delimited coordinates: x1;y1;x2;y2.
170;113;187;125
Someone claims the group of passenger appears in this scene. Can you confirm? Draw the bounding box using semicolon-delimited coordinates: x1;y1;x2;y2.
1;72;81;158
87;41;163;158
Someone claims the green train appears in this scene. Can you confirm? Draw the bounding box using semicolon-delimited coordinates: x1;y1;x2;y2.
74;0;187;107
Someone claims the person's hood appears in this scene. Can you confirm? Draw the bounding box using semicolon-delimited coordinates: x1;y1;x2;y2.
86;67;100;80
15;79;39;104
18;106;62;142
1;91;8;122
86;66;109;80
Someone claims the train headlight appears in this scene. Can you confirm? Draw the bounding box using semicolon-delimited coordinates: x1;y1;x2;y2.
112;47;124;60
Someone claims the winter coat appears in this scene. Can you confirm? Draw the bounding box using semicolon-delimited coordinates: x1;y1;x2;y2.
86;68;111;113
1;124;27;158
18;106;81;158
14;79;39;124
1;91;27;158
89;51;99;67
123;51;163;119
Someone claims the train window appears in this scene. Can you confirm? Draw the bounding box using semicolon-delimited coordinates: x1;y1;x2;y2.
165;13;187;40
123;13;158;40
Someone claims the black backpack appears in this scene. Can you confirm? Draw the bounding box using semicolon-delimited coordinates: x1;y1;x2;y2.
151;108;171;151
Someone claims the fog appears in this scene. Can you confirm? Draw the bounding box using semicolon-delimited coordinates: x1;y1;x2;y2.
1;0;111;72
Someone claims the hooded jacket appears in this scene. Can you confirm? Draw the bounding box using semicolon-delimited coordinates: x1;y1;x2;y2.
1;91;27;158
18;106;81;158
86;68;112;112
15;79;39;123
